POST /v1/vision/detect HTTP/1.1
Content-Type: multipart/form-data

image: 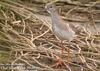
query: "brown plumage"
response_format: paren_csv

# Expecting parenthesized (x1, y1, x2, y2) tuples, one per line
(45, 3, 76, 42)
(45, 3, 77, 67)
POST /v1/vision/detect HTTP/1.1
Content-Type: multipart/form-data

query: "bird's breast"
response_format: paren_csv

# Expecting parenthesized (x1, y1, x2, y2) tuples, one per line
(52, 24, 75, 41)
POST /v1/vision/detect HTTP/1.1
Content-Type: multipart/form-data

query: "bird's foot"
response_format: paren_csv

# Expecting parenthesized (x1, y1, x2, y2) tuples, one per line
(52, 58, 64, 68)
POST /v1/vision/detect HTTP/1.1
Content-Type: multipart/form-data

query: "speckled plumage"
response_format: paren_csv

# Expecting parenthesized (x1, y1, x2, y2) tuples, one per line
(45, 3, 76, 41)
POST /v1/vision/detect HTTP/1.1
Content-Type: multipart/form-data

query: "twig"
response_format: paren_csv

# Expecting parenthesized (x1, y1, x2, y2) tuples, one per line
(32, 29, 50, 41)
(32, 57, 55, 71)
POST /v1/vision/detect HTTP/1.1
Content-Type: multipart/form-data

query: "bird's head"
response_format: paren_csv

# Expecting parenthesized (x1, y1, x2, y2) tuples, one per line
(45, 3, 56, 14)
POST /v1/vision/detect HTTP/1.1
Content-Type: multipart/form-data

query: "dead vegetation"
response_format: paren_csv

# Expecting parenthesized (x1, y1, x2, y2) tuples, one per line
(0, 0, 100, 71)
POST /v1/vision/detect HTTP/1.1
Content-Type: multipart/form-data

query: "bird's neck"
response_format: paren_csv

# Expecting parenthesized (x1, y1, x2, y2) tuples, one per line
(51, 11, 60, 19)
(50, 11, 62, 25)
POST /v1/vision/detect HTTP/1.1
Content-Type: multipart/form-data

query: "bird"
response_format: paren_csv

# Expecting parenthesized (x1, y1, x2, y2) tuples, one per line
(45, 3, 76, 67)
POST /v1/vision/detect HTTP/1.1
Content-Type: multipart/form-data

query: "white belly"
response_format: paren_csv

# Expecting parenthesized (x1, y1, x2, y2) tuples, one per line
(53, 25, 75, 41)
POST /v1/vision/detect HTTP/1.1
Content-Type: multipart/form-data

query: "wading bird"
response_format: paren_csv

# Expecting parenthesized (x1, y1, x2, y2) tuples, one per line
(45, 3, 76, 67)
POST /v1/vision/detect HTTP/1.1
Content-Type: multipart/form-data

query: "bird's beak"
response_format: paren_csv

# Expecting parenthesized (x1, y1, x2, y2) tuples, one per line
(45, 5, 48, 10)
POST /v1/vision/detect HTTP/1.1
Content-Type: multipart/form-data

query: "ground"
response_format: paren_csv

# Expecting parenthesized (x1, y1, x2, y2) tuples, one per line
(0, 0, 100, 71)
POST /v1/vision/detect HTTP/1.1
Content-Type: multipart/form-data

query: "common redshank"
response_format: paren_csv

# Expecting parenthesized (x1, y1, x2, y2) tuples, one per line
(45, 3, 76, 67)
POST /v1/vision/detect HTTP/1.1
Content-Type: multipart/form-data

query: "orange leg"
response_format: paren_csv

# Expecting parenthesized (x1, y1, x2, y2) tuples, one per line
(61, 41, 64, 55)
(52, 41, 64, 68)
(67, 47, 71, 62)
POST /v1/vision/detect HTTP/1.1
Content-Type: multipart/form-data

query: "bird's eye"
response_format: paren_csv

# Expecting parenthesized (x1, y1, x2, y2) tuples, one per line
(49, 5, 53, 8)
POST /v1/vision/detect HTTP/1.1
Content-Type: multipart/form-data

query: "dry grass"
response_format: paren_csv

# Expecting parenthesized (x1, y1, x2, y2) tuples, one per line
(0, 0, 100, 71)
